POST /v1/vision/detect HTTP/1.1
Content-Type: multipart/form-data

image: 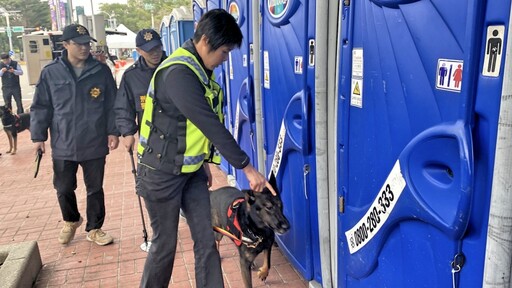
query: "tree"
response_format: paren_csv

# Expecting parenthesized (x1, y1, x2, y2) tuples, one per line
(0, 0, 50, 53)
(99, 0, 192, 32)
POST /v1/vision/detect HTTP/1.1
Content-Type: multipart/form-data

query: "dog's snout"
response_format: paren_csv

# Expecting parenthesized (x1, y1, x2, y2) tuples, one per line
(275, 220, 290, 235)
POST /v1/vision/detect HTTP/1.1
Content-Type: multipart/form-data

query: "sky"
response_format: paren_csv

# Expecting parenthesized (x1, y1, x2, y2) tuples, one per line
(70, 0, 128, 15)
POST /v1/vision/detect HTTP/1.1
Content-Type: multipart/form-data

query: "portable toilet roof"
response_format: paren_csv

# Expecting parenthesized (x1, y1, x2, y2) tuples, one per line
(194, 0, 206, 9)
(171, 5, 193, 21)
(160, 16, 171, 54)
(161, 15, 170, 28)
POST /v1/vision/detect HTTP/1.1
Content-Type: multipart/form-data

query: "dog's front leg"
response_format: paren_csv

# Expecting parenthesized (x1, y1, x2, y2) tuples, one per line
(240, 254, 254, 288)
(257, 246, 271, 282)
(11, 134, 17, 155)
(5, 131, 13, 153)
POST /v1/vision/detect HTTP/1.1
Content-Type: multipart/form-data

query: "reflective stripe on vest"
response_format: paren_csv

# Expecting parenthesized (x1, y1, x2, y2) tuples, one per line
(138, 48, 223, 173)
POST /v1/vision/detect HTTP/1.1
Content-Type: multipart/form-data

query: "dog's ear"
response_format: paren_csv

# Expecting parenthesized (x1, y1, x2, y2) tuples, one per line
(269, 171, 279, 195)
(244, 189, 256, 205)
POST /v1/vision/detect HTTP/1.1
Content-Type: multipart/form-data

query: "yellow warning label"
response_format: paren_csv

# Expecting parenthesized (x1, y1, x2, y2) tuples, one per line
(353, 82, 361, 95)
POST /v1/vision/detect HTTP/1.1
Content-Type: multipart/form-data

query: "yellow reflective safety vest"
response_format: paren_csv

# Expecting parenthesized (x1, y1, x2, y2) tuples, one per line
(137, 47, 223, 174)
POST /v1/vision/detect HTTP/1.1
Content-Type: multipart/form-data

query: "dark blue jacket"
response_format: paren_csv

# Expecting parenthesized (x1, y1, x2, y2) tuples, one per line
(30, 50, 119, 161)
(114, 54, 166, 136)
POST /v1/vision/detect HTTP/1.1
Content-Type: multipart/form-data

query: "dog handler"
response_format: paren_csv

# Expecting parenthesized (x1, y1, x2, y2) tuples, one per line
(114, 28, 166, 151)
(30, 24, 119, 246)
(0, 53, 24, 114)
(136, 9, 275, 287)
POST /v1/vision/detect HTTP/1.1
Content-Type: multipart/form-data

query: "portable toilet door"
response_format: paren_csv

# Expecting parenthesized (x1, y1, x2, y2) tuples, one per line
(169, 15, 180, 53)
(207, 0, 222, 10)
(160, 16, 170, 54)
(193, 0, 207, 27)
(336, 0, 512, 287)
(169, 6, 194, 54)
(261, 0, 321, 282)
(202, 0, 234, 176)
(224, 0, 256, 189)
(178, 20, 194, 44)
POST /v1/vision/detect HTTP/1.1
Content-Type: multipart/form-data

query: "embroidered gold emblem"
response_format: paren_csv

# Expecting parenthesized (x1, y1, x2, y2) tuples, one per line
(76, 25, 87, 35)
(90, 87, 101, 98)
(140, 95, 147, 110)
(144, 32, 153, 41)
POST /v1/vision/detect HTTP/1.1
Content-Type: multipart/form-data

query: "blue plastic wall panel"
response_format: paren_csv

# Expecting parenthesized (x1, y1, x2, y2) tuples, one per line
(336, 0, 511, 287)
(169, 19, 193, 54)
(204, 0, 233, 175)
(169, 17, 179, 54)
(225, 0, 257, 190)
(160, 22, 170, 54)
(193, 0, 206, 26)
(261, 0, 320, 281)
(207, 0, 222, 10)
(179, 21, 194, 44)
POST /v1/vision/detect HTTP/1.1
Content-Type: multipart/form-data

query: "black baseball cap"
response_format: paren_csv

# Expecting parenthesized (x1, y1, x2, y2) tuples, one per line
(61, 24, 97, 44)
(136, 29, 162, 52)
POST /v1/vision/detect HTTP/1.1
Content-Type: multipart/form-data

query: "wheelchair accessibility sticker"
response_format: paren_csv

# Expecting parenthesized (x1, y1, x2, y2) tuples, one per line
(436, 59, 464, 92)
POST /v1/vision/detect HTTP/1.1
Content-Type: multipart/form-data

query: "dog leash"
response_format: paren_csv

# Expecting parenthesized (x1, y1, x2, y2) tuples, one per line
(212, 226, 262, 248)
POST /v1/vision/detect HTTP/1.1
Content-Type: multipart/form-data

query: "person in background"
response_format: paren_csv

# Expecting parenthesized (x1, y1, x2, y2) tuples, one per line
(115, 28, 166, 151)
(30, 24, 119, 246)
(0, 53, 24, 114)
(136, 9, 276, 287)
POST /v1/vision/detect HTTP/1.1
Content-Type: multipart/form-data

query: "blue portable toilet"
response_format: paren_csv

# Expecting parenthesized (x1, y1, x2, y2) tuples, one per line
(260, 0, 322, 283)
(193, 0, 206, 28)
(223, 0, 257, 190)
(200, 0, 234, 176)
(207, 0, 222, 10)
(169, 6, 194, 54)
(159, 16, 170, 54)
(336, 0, 512, 287)
(191, 1, 234, 176)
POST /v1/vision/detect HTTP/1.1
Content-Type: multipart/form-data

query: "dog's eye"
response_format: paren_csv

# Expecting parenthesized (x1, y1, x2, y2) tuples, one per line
(265, 205, 273, 211)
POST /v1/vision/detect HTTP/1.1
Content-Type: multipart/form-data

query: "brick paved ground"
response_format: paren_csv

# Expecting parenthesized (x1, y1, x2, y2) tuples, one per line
(0, 129, 307, 287)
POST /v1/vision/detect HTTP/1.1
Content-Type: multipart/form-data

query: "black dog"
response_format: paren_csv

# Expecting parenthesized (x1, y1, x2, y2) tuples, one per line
(210, 173, 290, 288)
(0, 105, 30, 155)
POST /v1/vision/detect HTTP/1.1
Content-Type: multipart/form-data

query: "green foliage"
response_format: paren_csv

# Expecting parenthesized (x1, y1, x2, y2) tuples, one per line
(100, 0, 192, 32)
(0, 0, 50, 53)
(0, 0, 192, 53)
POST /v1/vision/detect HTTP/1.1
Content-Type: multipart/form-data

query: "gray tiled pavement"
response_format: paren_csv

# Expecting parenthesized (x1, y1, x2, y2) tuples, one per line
(0, 110, 307, 287)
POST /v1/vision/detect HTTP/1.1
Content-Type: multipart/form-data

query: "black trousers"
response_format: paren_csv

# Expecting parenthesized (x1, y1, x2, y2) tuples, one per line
(53, 157, 106, 232)
(137, 165, 224, 288)
(2, 86, 23, 114)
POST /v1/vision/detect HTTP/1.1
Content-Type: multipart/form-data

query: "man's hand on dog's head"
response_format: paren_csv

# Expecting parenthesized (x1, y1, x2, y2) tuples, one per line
(34, 142, 45, 154)
(243, 164, 277, 196)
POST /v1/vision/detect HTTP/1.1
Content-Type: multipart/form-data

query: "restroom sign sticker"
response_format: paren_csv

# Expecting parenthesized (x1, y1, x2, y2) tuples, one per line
(482, 25, 504, 77)
(294, 56, 303, 74)
(436, 59, 463, 93)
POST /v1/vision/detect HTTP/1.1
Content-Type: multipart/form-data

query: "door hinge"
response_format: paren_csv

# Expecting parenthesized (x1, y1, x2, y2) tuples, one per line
(339, 196, 345, 213)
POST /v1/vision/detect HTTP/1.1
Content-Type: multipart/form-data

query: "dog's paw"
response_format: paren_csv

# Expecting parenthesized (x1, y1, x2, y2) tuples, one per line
(6, 151, 11, 154)
(10, 152, 15, 155)
(257, 267, 269, 281)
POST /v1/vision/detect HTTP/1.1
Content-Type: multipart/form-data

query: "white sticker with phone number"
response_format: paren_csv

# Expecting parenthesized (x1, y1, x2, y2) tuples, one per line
(345, 160, 406, 254)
